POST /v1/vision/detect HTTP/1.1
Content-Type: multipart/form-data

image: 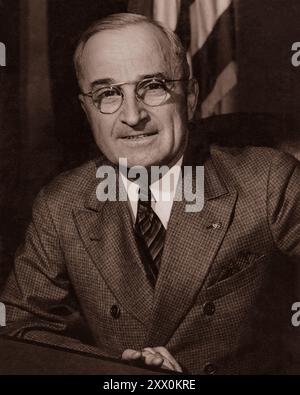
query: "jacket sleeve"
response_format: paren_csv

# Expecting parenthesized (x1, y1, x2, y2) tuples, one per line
(267, 151, 300, 258)
(0, 188, 104, 358)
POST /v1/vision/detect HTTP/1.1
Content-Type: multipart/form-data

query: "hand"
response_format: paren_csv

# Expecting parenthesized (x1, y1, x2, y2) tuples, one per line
(122, 346, 183, 372)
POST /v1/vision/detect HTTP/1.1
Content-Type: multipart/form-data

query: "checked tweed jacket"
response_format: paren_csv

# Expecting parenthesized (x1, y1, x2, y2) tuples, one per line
(1, 139, 300, 374)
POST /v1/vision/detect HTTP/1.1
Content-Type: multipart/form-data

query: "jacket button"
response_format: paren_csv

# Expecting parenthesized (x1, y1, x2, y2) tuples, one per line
(203, 301, 215, 316)
(110, 305, 121, 319)
(204, 363, 217, 375)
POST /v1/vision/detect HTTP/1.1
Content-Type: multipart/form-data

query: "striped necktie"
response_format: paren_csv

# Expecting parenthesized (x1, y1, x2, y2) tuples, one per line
(135, 192, 166, 287)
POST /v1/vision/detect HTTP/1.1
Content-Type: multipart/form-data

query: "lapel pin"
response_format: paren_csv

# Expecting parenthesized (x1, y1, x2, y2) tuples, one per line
(207, 222, 222, 230)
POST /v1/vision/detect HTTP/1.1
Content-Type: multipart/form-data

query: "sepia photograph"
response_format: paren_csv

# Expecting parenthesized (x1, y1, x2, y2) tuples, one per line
(1, 0, 300, 377)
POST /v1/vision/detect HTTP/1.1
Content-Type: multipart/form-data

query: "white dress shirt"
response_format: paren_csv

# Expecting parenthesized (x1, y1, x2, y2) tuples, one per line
(120, 158, 183, 229)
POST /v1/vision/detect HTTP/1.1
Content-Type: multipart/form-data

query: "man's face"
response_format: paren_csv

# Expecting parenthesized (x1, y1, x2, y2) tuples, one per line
(79, 23, 198, 168)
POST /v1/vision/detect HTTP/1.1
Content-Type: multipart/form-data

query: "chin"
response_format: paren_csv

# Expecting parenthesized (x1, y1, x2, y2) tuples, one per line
(125, 160, 156, 169)
(116, 153, 158, 169)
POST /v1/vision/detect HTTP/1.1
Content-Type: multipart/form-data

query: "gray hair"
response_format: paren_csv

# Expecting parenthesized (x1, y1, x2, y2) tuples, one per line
(73, 13, 190, 86)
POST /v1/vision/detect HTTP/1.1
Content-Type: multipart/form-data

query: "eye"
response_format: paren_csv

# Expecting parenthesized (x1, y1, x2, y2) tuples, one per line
(102, 89, 120, 98)
(93, 87, 121, 101)
(142, 79, 167, 91)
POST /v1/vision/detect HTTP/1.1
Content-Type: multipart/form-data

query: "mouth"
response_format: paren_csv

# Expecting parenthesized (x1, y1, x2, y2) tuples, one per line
(120, 131, 158, 140)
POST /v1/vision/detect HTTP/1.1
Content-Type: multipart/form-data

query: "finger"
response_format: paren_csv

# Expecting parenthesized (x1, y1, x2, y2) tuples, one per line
(142, 349, 174, 371)
(142, 347, 156, 355)
(141, 347, 183, 372)
(160, 358, 175, 371)
(142, 349, 163, 365)
(153, 347, 183, 373)
(143, 353, 164, 367)
(122, 349, 142, 361)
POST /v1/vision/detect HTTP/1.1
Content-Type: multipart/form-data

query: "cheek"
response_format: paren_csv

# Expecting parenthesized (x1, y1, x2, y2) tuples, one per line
(158, 101, 184, 125)
(165, 105, 187, 141)
(88, 111, 114, 141)
(87, 114, 118, 157)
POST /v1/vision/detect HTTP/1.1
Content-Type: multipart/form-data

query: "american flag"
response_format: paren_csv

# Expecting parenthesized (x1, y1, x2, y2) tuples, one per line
(128, 0, 237, 118)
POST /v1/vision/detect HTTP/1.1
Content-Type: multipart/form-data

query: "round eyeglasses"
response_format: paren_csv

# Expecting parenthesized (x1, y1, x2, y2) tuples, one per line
(80, 77, 188, 114)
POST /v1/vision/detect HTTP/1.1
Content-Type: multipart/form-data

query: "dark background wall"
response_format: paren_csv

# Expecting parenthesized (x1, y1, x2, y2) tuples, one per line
(0, 0, 22, 285)
(1, 0, 300, 287)
(237, 0, 300, 115)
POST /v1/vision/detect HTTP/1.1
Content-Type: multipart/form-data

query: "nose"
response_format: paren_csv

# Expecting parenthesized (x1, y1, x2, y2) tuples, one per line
(119, 91, 148, 127)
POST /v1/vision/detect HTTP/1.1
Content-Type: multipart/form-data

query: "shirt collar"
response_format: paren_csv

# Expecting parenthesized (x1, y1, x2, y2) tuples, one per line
(120, 157, 183, 203)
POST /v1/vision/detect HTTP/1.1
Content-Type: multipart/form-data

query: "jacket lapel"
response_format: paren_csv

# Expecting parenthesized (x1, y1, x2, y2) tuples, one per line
(146, 157, 238, 346)
(73, 164, 154, 327)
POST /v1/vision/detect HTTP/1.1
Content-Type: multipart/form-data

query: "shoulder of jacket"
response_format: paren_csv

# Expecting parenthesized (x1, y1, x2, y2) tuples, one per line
(210, 144, 297, 170)
(36, 159, 101, 210)
(208, 144, 299, 188)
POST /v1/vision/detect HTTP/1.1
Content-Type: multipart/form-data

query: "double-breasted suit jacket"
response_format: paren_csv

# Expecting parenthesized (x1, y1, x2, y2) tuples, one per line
(1, 140, 300, 374)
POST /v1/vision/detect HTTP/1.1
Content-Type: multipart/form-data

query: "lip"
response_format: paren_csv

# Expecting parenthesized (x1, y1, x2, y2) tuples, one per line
(119, 131, 159, 146)
(120, 131, 159, 140)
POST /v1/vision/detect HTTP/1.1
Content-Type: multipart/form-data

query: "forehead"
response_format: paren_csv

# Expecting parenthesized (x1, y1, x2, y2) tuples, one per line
(80, 23, 172, 85)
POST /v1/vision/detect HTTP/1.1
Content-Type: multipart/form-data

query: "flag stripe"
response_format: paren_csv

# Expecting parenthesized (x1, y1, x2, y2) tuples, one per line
(175, 0, 194, 51)
(201, 60, 237, 117)
(153, 0, 181, 32)
(191, 1, 236, 103)
(189, 0, 233, 55)
(214, 84, 237, 115)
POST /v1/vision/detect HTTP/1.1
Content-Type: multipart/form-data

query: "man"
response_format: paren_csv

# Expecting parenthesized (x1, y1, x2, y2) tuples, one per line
(1, 13, 300, 374)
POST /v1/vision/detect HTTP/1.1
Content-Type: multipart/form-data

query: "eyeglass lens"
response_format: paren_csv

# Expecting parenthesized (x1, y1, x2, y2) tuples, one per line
(91, 79, 170, 113)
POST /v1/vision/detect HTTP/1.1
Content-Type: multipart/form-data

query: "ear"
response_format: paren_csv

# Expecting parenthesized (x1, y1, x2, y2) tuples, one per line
(78, 94, 88, 116)
(186, 78, 199, 121)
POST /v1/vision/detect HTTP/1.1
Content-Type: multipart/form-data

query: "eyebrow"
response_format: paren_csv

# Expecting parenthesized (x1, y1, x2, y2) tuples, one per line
(90, 79, 114, 90)
(89, 72, 168, 90)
